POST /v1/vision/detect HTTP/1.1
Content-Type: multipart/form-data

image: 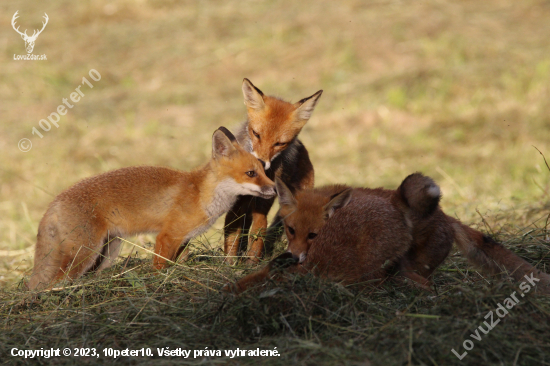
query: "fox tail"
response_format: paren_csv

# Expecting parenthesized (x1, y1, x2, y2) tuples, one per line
(452, 221, 550, 294)
(396, 172, 441, 217)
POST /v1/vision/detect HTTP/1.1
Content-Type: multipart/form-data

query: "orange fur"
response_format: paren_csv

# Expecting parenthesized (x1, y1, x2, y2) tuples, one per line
(28, 127, 275, 290)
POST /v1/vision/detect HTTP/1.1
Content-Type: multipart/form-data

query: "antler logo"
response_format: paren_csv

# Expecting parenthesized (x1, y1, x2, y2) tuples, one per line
(12, 11, 49, 54)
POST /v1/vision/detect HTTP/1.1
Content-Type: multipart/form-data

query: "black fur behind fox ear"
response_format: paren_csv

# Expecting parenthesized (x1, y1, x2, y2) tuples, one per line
(323, 188, 353, 220)
(294, 90, 323, 122)
(275, 178, 297, 207)
(216, 126, 237, 143)
(242, 78, 265, 110)
(212, 127, 237, 159)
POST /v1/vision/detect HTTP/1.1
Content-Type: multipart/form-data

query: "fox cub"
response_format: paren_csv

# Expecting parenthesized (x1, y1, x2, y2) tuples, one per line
(29, 127, 275, 290)
(224, 79, 323, 263)
(227, 174, 550, 294)
(226, 176, 419, 292)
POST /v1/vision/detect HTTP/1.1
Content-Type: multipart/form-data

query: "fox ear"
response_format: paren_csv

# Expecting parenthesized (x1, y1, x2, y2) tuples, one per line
(242, 78, 265, 111)
(323, 188, 352, 220)
(212, 127, 237, 159)
(275, 178, 297, 208)
(294, 90, 323, 123)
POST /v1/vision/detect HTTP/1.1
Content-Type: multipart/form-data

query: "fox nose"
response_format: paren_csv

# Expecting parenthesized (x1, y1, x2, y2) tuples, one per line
(263, 185, 276, 198)
(258, 159, 266, 169)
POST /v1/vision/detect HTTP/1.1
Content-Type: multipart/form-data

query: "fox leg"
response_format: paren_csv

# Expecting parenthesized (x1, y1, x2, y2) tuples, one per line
(246, 212, 267, 263)
(246, 197, 275, 263)
(174, 240, 191, 263)
(96, 236, 123, 271)
(29, 216, 71, 290)
(39, 242, 103, 289)
(397, 259, 433, 292)
(28, 245, 63, 291)
(400, 271, 434, 292)
(154, 231, 186, 270)
(63, 227, 113, 281)
(223, 196, 253, 265)
(224, 263, 272, 293)
(154, 217, 204, 270)
(224, 252, 301, 293)
(29, 218, 108, 290)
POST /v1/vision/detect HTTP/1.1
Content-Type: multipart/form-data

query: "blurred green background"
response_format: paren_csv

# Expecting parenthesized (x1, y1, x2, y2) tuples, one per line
(1, 0, 549, 286)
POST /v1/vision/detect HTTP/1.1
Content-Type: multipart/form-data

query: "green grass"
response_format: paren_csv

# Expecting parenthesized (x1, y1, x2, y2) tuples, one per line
(1, 0, 550, 364)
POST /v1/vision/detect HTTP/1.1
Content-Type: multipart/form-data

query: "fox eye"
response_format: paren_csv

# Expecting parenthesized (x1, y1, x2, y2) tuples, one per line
(307, 233, 317, 240)
(246, 170, 257, 178)
(252, 130, 260, 139)
(274, 142, 287, 147)
(287, 226, 295, 236)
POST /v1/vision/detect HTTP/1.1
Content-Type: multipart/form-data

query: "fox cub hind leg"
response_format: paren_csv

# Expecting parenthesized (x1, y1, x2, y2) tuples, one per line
(29, 215, 109, 290)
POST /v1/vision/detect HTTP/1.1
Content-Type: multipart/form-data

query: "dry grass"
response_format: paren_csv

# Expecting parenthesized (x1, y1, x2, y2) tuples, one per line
(1, 229, 550, 365)
(1, 0, 550, 364)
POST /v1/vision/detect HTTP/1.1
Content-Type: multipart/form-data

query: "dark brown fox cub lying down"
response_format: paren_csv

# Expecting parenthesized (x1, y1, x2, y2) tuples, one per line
(227, 174, 550, 294)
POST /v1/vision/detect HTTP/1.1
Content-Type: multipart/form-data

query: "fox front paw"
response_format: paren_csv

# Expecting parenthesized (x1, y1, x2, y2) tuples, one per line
(221, 282, 239, 294)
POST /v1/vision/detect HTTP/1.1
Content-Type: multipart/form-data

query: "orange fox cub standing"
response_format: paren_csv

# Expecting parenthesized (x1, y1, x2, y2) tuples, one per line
(28, 127, 275, 290)
(228, 174, 550, 294)
(224, 79, 323, 263)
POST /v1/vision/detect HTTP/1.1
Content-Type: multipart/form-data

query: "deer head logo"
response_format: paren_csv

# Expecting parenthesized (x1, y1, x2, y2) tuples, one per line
(12, 11, 49, 54)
